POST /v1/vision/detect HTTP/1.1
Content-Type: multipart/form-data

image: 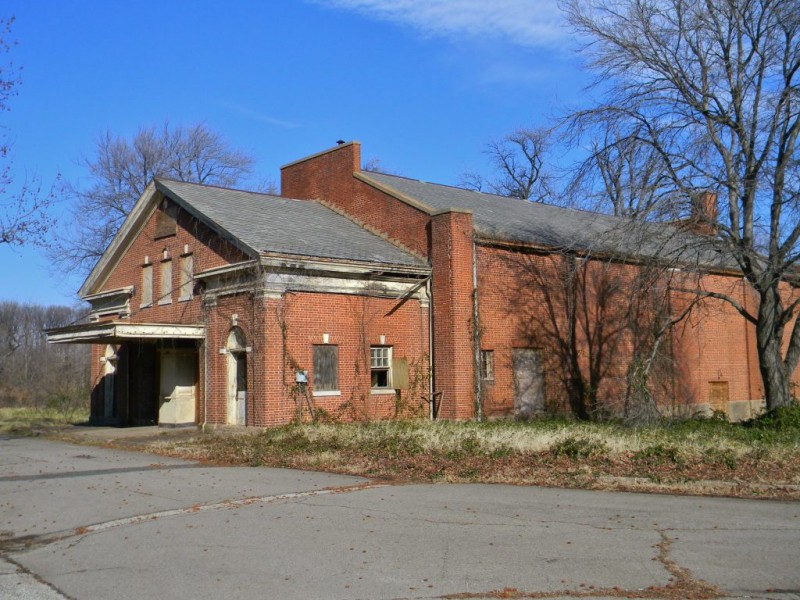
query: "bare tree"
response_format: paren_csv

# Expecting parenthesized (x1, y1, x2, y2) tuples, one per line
(565, 0, 800, 410)
(54, 122, 254, 274)
(567, 123, 675, 218)
(362, 157, 397, 175)
(0, 301, 89, 410)
(0, 17, 56, 247)
(461, 128, 553, 201)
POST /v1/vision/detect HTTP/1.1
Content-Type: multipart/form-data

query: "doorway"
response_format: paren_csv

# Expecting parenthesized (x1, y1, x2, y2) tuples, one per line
(513, 348, 544, 418)
(102, 344, 118, 420)
(226, 328, 248, 425)
(158, 350, 197, 425)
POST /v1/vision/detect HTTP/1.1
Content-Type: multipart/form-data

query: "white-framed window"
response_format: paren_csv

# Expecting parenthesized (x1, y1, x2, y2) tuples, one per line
(140, 263, 153, 307)
(179, 254, 194, 301)
(159, 259, 173, 305)
(313, 344, 339, 395)
(480, 350, 494, 381)
(370, 346, 392, 389)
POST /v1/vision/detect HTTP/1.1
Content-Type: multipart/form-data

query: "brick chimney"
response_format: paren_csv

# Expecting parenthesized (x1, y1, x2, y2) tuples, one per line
(690, 191, 718, 235)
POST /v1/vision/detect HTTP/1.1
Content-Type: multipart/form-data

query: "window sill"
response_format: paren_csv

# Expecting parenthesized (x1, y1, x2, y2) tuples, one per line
(178, 296, 193, 302)
(312, 390, 341, 397)
(370, 388, 395, 395)
(139, 303, 152, 309)
(157, 299, 172, 306)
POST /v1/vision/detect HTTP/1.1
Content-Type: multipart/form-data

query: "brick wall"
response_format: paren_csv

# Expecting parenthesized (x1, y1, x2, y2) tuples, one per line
(430, 210, 476, 419)
(89, 195, 250, 423)
(99, 196, 249, 324)
(203, 290, 430, 427)
(474, 242, 788, 418)
(281, 142, 432, 258)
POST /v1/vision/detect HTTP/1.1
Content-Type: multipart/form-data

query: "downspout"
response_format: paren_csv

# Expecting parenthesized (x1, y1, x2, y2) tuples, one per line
(742, 279, 754, 404)
(472, 237, 483, 422)
(428, 277, 435, 420)
(202, 298, 209, 431)
(124, 346, 130, 427)
(203, 336, 208, 431)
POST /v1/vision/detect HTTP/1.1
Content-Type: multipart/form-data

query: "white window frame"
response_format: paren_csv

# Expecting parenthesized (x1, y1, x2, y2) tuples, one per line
(370, 346, 393, 393)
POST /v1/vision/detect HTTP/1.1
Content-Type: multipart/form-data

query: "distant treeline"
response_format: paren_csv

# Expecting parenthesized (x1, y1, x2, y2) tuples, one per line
(0, 301, 90, 408)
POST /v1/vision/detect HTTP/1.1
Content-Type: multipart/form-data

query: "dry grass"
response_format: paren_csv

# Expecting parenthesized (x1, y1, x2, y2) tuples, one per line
(4, 405, 799, 499)
(141, 414, 800, 499)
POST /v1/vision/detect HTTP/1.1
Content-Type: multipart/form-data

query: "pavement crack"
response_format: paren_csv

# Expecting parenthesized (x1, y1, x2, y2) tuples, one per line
(438, 529, 724, 599)
(0, 481, 386, 554)
(0, 554, 75, 599)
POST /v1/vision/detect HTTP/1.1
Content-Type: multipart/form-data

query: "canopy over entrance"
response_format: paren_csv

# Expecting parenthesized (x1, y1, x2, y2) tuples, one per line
(46, 322, 205, 344)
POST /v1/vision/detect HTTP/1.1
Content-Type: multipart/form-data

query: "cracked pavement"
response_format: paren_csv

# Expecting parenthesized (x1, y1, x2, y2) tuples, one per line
(1, 437, 799, 599)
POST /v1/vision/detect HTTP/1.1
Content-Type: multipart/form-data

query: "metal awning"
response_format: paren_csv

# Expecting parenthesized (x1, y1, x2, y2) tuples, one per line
(46, 321, 205, 344)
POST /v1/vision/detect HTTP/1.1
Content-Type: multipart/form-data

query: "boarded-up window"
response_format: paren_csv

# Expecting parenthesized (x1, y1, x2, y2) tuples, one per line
(480, 350, 494, 381)
(155, 200, 178, 238)
(313, 345, 338, 392)
(370, 346, 392, 389)
(141, 264, 153, 307)
(179, 254, 194, 301)
(708, 381, 729, 413)
(159, 259, 172, 305)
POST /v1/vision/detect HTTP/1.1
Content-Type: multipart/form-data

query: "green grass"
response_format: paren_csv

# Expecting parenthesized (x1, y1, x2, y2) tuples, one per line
(0, 406, 90, 436)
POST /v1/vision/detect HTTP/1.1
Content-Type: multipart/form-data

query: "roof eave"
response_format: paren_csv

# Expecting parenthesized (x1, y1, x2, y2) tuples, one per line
(153, 179, 260, 259)
(78, 181, 160, 298)
(258, 253, 431, 276)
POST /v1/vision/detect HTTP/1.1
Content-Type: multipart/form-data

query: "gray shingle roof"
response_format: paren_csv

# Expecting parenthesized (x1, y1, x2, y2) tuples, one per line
(365, 172, 726, 268)
(155, 179, 426, 268)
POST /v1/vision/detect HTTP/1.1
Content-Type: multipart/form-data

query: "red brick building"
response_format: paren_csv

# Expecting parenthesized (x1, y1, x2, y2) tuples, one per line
(47, 141, 794, 426)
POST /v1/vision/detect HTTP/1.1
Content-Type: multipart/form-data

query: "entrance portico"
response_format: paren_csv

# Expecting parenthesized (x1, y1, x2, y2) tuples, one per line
(46, 322, 204, 427)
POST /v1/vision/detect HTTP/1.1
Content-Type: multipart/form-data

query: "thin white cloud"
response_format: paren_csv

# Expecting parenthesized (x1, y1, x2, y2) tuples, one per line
(218, 101, 300, 129)
(315, 0, 568, 48)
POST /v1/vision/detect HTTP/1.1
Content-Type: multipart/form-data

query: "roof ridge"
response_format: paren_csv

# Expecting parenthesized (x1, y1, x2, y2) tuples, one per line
(314, 198, 428, 263)
(156, 177, 283, 199)
(368, 171, 630, 221)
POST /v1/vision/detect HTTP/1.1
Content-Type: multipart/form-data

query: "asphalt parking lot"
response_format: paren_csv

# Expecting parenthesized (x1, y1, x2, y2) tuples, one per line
(1, 436, 798, 599)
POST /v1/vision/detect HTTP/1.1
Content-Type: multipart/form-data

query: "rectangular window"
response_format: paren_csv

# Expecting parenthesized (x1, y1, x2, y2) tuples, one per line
(313, 345, 339, 393)
(159, 259, 173, 305)
(370, 346, 392, 389)
(480, 350, 494, 381)
(140, 264, 153, 307)
(179, 254, 194, 301)
(155, 200, 178, 238)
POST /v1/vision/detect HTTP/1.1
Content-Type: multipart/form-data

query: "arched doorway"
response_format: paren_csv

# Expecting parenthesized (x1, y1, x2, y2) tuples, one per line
(226, 328, 247, 425)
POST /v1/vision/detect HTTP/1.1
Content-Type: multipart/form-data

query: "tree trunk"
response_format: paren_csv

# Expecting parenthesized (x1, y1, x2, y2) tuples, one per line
(756, 292, 793, 410)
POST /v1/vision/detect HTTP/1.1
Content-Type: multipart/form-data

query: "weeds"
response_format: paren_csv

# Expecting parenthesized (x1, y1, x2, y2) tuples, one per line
(551, 436, 608, 460)
(5, 404, 800, 499)
(634, 443, 684, 466)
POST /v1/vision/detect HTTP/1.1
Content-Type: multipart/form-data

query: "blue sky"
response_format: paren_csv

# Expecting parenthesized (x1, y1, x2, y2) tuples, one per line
(0, 0, 588, 306)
